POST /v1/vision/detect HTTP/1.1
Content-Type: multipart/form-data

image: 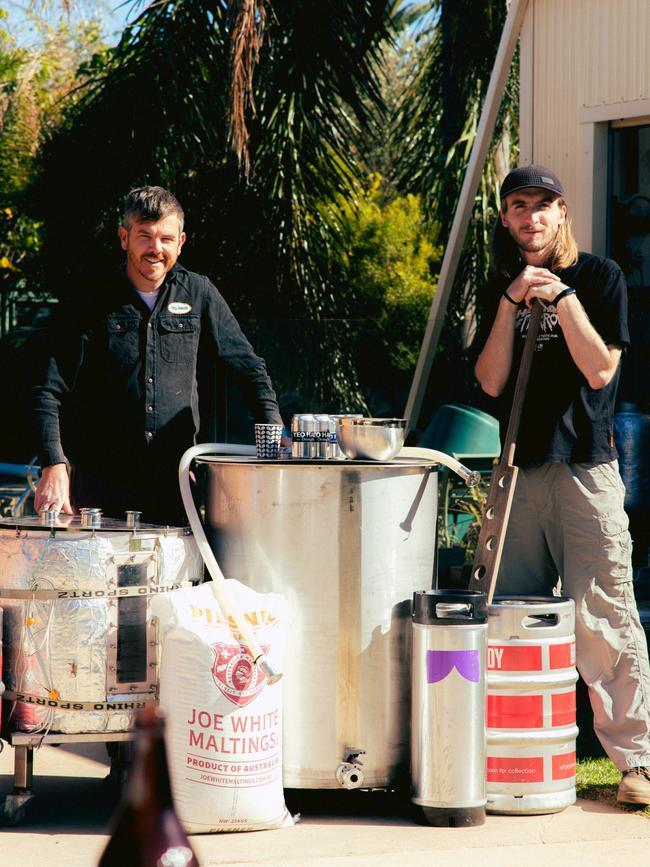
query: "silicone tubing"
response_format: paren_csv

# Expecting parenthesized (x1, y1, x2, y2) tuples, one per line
(178, 443, 282, 684)
(399, 447, 482, 488)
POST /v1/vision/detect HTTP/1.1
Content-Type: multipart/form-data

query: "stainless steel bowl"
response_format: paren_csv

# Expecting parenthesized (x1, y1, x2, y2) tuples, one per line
(335, 417, 407, 461)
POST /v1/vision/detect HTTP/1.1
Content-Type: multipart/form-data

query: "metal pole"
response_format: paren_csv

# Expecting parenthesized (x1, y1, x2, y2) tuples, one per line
(404, 0, 531, 435)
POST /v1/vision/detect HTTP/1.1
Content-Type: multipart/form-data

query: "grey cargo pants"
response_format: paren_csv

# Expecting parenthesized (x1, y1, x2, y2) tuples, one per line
(496, 460, 650, 770)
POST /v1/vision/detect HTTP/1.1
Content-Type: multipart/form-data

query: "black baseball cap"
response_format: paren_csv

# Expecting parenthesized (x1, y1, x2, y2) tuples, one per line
(499, 164, 565, 201)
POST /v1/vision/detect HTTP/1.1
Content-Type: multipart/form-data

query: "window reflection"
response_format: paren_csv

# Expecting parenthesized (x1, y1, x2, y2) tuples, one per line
(609, 123, 650, 411)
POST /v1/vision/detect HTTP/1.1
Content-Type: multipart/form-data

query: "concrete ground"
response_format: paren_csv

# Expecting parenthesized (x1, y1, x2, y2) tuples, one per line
(1, 739, 649, 867)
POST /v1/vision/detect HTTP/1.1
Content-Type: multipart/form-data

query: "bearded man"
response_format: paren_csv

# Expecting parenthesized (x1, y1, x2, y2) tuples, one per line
(33, 186, 284, 525)
(476, 164, 650, 805)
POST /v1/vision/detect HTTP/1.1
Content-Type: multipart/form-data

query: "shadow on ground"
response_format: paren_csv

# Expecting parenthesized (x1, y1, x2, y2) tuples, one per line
(0, 773, 116, 833)
(284, 787, 413, 824)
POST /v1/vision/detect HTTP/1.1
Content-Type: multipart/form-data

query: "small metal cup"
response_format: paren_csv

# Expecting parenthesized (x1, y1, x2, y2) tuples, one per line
(125, 510, 142, 529)
(39, 509, 58, 527)
(80, 507, 102, 528)
(255, 423, 283, 459)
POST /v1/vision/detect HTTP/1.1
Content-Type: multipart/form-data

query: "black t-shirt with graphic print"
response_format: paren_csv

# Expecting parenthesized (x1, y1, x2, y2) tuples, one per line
(477, 252, 629, 467)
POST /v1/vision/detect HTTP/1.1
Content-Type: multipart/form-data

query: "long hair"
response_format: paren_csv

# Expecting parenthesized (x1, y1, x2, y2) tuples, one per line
(491, 197, 579, 278)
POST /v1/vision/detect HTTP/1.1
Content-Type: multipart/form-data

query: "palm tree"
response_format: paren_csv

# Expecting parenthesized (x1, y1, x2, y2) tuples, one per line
(394, 0, 518, 425)
(32, 0, 393, 413)
(28, 0, 516, 421)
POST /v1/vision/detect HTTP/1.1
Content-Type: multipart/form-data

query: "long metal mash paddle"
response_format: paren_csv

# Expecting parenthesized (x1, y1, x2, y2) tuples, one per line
(469, 299, 543, 602)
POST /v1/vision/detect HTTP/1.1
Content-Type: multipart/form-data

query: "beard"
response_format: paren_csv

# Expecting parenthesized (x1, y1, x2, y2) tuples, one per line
(512, 224, 561, 258)
(135, 255, 170, 283)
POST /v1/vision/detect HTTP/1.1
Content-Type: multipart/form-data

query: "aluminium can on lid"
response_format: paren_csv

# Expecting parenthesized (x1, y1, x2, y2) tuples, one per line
(291, 414, 317, 459)
(314, 414, 334, 459)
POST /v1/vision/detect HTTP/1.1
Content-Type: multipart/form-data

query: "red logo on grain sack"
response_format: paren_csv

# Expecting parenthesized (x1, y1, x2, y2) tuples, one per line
(211, 642, 269, 707)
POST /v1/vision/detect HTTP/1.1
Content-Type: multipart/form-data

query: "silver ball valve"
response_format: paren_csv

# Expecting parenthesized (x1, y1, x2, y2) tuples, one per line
(335, 749, 365, 790)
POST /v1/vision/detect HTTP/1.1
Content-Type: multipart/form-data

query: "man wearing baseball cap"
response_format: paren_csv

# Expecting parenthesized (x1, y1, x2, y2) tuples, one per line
(475, 164, 650, 805)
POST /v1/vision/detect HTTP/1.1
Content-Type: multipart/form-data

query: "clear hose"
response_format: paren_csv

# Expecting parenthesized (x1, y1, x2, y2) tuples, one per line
(398, 447, 482, 488)
(178, 443, 281, 684)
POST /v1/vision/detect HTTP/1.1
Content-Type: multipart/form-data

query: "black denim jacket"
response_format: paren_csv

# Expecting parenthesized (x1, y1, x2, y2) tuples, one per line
(33, 264, 283, 469)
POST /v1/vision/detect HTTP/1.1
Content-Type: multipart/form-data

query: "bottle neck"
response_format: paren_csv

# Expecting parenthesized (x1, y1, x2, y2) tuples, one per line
(127, 724, 175, 810)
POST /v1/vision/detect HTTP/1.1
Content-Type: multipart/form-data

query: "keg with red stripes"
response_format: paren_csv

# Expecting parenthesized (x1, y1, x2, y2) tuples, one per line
(486, 597, 578, 815)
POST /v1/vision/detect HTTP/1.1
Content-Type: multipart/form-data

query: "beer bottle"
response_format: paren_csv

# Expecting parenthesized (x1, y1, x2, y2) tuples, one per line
(98, 705, 200, 867)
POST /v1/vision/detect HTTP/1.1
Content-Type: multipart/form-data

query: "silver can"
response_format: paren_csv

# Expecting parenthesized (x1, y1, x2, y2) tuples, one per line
(314, 414, 334, 459)
(291, 414, 317, 459)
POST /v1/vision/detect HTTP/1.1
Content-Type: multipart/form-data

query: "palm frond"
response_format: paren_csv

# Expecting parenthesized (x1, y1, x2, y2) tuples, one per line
(228, 0, 267, 176)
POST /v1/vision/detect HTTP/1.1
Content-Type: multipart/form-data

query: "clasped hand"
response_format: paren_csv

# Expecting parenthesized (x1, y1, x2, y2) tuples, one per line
(506, 265, 564, 307)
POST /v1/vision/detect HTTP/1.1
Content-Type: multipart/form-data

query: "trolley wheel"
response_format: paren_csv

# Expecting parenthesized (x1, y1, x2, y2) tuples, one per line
(1, 791, 34, 826)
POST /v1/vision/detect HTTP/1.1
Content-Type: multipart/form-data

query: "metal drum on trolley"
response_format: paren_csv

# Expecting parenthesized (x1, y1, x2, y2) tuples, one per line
(486, 596, 578, 815)
(0, 512, 202, 734)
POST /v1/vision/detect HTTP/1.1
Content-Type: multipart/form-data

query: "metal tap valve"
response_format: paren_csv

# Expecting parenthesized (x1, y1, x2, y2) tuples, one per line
(335, 748, 366, 790)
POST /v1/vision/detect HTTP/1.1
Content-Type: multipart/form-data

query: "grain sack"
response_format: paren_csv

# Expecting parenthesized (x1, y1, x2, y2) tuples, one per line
(151, 579, 292, 832)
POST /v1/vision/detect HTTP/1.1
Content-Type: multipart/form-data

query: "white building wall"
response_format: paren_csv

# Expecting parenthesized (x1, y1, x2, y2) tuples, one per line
(520, 0, 650, 252)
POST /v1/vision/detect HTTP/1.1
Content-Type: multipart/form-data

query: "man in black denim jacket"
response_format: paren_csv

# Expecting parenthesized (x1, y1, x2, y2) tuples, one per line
(32, 186, 284, 524)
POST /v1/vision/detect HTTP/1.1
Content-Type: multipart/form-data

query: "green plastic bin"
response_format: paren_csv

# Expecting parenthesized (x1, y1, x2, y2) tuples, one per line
(420, 404, 500, 460)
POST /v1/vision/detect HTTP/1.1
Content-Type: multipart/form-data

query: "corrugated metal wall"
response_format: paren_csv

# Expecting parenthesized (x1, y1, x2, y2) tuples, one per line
(582, 0, 650, 107)
(520, 0, 650, 250)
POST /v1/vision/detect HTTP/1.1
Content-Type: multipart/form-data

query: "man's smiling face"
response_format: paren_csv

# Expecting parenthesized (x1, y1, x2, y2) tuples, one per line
(500, 188, 566, 262)
(119, 214, 186, 292)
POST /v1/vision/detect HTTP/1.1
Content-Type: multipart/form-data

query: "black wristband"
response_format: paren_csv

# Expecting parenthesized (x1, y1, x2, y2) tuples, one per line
(502, 290, 519, 306)
(553, 287, 576, 306)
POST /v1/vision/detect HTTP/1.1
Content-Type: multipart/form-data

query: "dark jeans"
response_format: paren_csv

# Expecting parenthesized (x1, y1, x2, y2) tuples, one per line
(70, 457, 192, 526)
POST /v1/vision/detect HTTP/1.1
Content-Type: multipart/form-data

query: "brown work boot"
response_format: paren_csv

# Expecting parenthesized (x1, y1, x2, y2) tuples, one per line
(617, 767, 650, 805)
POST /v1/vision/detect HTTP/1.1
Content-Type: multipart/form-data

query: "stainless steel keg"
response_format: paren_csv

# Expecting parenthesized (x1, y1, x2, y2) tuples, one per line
(411, 589, 488, 826)
(486, 596, 578, 815)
